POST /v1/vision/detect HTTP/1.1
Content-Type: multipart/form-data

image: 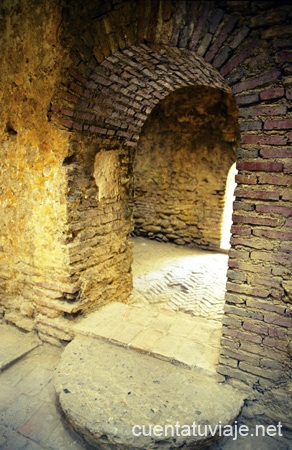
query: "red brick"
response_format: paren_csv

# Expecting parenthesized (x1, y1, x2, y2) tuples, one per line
(239, 361, 280, 381)
(264, 336, 288, 349)
(235, 188, 279, 200)
(246, 298, 286, 315)
(225, 292, 246, 305)
(273, 253, 291, 266)
(226, 303, 264, 320)
(232, 70, 281, 94)
(223, 348, 260, 366)
(217, 364, 260, 385)
(240, 135, 287, 146)
(229, 248, 250, 260)
(223, 327, 263, 344)
(55, 117, 73, 129)
(268, 327, 288, 338)
(235, 174, 257, 185)
(260, 87, 285, 100)
(262, 24, 292, 40)
(228, 258, 240, 268)
(236, 93, 259, 106)
(50, 104, 60, 113)
(188, 2, 212, 50)
(250, 250, 275, 263)
(283, 191, 292, 201)
(260, 148, 292, 158)
(60, 108, 74, 118)
(264, 313, 292, 328)
(258, 173, 292, 186)
(264, 119, 292, 130)
(59, 90, 79, 103)
(232, 213, 281, 227)
(260, 358, 285, 371)
(230, 236, 273, 250)
(227, 268, 247, 282)
(205, 16, 238, 62)
(239, 105, 287, 118)
(255, 105, 287, 116)
(70, 82, 84, 96)
(89, 125, 108, 134)
(221, 337, 241, 350)
(278, 241, 292, 252)
(243, 321, 269, 335)
(230, 225, 252, 236)
(256, 204, 292, 216)
(221, 43, 256, 77)
(253, 228, 292, 240)
(236, 161, 283, 172)
(68, 68, 88, 85)
(219, 355, 238, 368)
(251, 274, 281, 289)
(73, 122, 83, 132)
(226, 282, 270, 298)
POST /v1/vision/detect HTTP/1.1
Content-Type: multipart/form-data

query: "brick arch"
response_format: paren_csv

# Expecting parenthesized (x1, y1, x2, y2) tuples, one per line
(49, 0, 292, 394)
(50, 43, 233, 147)
(50, 1, 291, 150)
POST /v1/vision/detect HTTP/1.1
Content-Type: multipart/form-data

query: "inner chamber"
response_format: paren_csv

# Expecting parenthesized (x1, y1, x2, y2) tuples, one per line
(130, 85, 240, 319)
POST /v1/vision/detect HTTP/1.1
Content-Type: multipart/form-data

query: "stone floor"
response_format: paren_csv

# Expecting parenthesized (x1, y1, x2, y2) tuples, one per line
(0, 324, 291, 450)
(74, 302, 222, 374)
(0, 239, 291, 449)
(0, 324, 87, 450)
(130, 237, 228, 320)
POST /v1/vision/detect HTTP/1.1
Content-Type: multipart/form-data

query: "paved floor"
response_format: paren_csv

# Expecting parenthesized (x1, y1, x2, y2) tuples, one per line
(0, 324, 40, 372)
(74, 302, 222, 375)
(130, 238, 228, 320)
(0, 324, 291, 450)
(0, 325, 87, 450)
(0, 239, 291, 449)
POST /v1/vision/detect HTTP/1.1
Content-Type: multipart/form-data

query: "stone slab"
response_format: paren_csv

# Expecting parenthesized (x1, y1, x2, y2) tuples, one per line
(0, 324, 40, 372)
(55, 336, 246, 450)
(73, 302, 222, 375)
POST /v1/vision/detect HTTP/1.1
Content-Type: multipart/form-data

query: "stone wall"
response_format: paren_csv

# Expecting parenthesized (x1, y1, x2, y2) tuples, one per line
(0, 0, 71, 334)
(0, 0, 291, 402)
(133, 85, 239, 250)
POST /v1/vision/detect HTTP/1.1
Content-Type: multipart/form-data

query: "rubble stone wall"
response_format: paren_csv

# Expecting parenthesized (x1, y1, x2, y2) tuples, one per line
(0, 0, 71, 335)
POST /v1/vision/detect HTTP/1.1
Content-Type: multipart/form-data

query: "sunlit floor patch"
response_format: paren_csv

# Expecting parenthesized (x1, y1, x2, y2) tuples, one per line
(130, 237, 228, 320)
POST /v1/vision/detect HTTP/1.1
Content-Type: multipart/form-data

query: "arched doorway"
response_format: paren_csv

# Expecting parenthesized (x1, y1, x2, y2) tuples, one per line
(130, 84, 239, 320)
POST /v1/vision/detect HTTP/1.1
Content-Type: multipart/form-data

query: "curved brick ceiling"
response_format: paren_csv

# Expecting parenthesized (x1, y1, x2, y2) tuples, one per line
(50, 0, 291, 149)
(51, 44, 231, 146)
